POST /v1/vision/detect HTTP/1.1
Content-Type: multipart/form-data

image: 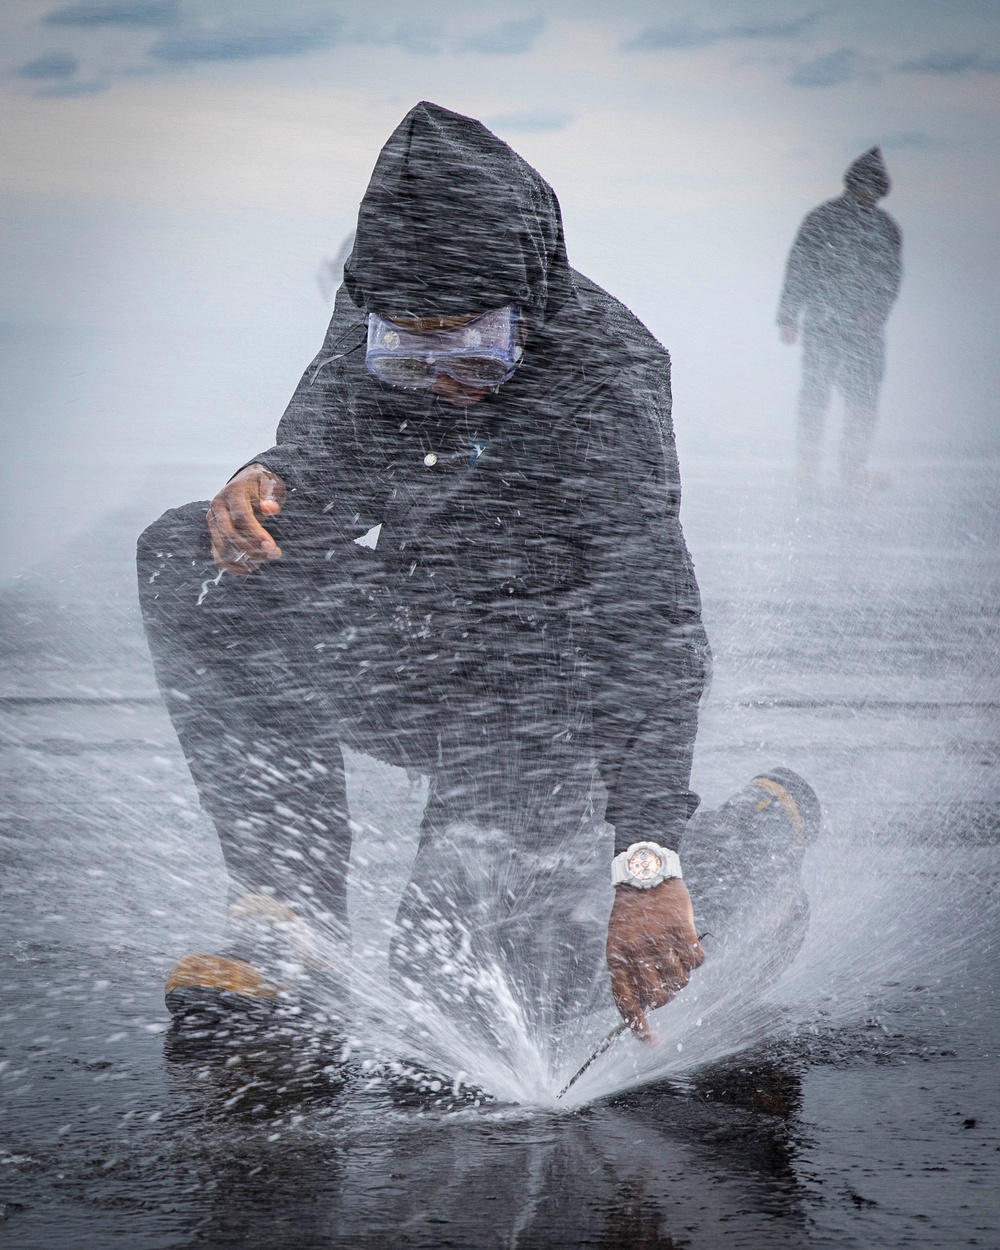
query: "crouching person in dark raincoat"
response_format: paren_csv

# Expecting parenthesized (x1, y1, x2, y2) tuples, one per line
(138, 103, 818, 1062)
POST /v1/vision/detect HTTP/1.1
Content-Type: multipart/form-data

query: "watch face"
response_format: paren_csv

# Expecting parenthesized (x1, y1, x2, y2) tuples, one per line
(626, 847, 663, 882)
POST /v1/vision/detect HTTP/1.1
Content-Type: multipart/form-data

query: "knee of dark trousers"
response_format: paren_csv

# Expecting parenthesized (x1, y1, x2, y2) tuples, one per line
(136, 500, 442, 766)
(137, 498, 375, 646)
(137, 499, 315, 712)
(137, 505, 357, 910)
(137, 501, 223, 683)
(137, 501, 212, 587)
(137, 498, 329, 606)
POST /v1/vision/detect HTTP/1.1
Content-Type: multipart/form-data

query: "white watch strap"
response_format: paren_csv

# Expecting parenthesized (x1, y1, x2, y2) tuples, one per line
(612, 841, 683, 887)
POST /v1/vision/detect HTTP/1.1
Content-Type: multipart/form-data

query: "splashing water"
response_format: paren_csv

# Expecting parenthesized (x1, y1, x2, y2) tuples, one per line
(312, 756, 996, 1112)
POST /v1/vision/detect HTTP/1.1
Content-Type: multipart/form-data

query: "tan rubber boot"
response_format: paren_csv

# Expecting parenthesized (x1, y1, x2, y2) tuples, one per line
(165, 894, 344, 1026)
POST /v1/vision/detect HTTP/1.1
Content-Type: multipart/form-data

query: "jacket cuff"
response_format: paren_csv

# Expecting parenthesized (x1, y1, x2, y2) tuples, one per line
(228, 453, 297, 492)
(610, 791, 701, 856)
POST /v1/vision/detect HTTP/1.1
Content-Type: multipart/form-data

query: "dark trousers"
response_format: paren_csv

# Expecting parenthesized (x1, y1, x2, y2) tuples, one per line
(137, 503, 807, 1034)
(798, 326, 885, 473)
(137, 502, 594, 920)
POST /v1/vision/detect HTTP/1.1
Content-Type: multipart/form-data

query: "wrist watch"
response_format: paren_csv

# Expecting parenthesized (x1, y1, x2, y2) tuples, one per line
(612, 841, 683, 889)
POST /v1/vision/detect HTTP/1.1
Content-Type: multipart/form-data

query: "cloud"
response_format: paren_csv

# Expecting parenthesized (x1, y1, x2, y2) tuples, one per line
(622, 23, 717, 51)
(16, 51, 79, 78)
(898, 50, 1000, 75)
(728, 16, 820, 40)
(364, 23, 443, 55)
(459, 17, 544, 56)
(789, 47, 862, 87)
(33, 79, 110, 97)
(486, 108, 574, 132)
(149, 21, 338, 63)
(284, 18, 444, 57)
(622, 12, 819, 52)
(42, 0, 180, 27)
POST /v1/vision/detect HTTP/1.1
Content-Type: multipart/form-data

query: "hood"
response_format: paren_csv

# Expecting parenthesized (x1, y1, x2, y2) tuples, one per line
(843, 146, 891, 200)
(343, 101, 574, 323)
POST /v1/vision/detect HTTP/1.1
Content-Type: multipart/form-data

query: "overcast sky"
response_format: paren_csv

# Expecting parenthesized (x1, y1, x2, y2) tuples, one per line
(2, 0, 998, 575)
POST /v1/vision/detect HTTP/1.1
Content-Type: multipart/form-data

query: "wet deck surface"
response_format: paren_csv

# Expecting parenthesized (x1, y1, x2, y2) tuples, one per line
(1, 460, 998, 1248)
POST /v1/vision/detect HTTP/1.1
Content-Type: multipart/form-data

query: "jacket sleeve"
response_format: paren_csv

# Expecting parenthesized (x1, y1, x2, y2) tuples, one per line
(869, 213, 903, 326)
(236, 289, 371, 514)
(578, 360, 710, 854)
(777, 208, 825, 329)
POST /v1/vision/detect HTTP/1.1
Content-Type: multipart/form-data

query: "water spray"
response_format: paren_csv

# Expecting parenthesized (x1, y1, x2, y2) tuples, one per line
(557, 1021, 629, 1099)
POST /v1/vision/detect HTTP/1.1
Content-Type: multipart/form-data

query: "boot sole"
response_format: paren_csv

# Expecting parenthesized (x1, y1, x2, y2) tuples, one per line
(165, 985, 279, 1028)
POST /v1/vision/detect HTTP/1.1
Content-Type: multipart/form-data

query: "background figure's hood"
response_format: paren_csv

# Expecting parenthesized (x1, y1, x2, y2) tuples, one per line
(843, 146, 891, 200)
(343, 101, 574, 323)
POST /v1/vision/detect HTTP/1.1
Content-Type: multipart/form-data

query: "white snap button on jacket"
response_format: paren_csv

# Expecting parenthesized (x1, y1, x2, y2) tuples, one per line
(423, 453, 438, 467)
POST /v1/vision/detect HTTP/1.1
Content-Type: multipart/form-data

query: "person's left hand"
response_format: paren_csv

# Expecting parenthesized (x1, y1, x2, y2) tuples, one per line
(606, 878, 704, 1042)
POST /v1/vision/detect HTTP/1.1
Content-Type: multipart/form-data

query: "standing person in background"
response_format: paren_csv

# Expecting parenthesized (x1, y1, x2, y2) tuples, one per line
(778, 147, 902, 487)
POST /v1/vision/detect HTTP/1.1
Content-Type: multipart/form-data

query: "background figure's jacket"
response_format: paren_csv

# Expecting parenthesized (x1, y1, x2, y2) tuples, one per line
(247, 102, 709, 852)
(778, 194, 902, 334)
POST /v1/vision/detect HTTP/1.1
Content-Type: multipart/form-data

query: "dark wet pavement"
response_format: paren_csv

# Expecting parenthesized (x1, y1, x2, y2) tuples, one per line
(1, 460, 998, 1248)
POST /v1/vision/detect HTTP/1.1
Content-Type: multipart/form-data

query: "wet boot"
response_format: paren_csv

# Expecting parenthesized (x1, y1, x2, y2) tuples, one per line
(165, 893, 349, 1032)
(684, 768, 822, 989)
(372, 1059, 496, 1110)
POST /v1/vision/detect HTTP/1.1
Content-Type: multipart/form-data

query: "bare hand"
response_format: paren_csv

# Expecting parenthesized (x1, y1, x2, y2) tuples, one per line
(779, 323, 798, 346)
(606, 878, 704, 1043)
(207, 464, 286, 574)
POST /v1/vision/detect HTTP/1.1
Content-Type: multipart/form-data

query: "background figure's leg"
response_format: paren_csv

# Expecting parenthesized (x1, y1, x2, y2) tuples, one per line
(137, 502, 352, 931)
(682, 769, 821, 989)
(838, 331, 886, 478)
(796, 330, 838, 477)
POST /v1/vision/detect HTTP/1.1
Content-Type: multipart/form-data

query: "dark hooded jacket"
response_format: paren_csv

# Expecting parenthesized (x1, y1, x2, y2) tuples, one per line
(248, 102, 708, 853)
(778, 147, 902, 334)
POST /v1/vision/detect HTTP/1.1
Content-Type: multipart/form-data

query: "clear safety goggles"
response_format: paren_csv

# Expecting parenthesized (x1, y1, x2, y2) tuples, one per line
(365, 305, 521, 389)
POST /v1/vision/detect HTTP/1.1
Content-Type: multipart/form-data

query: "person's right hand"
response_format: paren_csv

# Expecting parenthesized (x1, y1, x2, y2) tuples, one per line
(606, 877, 704, 1043)
(207, 464, 286, 574)
(779, 323, 798, 346)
